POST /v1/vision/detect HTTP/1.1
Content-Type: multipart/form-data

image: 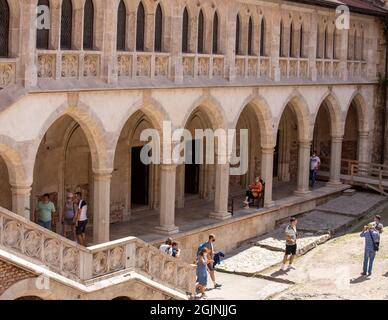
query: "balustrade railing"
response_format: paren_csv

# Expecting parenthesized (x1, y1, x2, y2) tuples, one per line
(0, 58, 17, 88)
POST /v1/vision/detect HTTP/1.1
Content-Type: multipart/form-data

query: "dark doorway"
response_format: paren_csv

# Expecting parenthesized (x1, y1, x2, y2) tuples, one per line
(273, 131, 280, 177)
(185, 140, 200, 194)
(131, 146, 149, 206)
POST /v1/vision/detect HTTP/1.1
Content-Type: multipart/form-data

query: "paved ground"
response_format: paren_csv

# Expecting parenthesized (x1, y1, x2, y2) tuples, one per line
(205, 191, 388, 300)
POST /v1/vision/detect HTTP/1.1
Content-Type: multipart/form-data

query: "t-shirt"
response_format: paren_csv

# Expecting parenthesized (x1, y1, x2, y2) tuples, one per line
(36, 201, 55, 223)
(78, 200, 88, 221)
(159, 244, 170, 253)
(285, 224, 297, 245)
(372, 222, 384, 234)
(310, 156, 321, 170)
(204, 241, 214, 259)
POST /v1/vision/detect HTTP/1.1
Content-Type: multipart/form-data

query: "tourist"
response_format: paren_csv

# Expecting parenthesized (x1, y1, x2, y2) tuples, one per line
(159, 237, 173, 253)
(62, 192, 76, 240)
(243, 176, 263, 209)
(310, 151, 321, 188)
(360, 223, 380, 276)
(371, 215, 384, 234)
(75, 192, 88, 246)
(281, 217, 298, 271)
(196, 247, 212, 299)
(169, 241, 181, 258)
(34, 193, 56, 230)
(197, 234, 222, 289)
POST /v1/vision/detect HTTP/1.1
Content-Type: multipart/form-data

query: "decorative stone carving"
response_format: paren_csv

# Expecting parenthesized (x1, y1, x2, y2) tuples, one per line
(260, 58, 270, 77)
(93, 251, 108, 276)
(182, 57, 194, 77)
(235, 58, 245, 77)
(24, 230, 42, 258)
(109, 246, 125, 272)
(155, 56, 169, 77)
(213, 58, 223, 77)
(198, 57, 209, 77)
(163, 261, 176, 284)
(299, 60, 308, 78)
(44, 239, 61, 268)
(333, 62, 340, 78)
(0, 62, 15, 88)
(324, 62, 331, 78)
(279, 59, 287, 79)
(136, 246, 148, 271)
(117, 55, 132, 77)
(316, 61, 323, 78)
(61, 55, 78, 78)
(84, 55, 99, 77)
(38, 54, 55, 78)
(136, 55, 151, 77)
(289, 60, 297, 78)
(62, 247, 79, 274)
(248, 59, 257, 77)
(3, 220, 21, 249)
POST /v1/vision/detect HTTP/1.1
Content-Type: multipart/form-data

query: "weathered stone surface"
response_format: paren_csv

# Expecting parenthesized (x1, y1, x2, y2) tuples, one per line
(295, 211, 354, 233)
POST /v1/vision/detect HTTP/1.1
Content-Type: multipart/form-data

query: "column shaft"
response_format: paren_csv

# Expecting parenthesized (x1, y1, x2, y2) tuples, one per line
(93, 172, 112, 244)
(211, 163, 231, 220)
(328, 136, 343, 185)
(295, 141, 312, 195)
(11, 185, 32, 220)
(261, 147, 275, 207)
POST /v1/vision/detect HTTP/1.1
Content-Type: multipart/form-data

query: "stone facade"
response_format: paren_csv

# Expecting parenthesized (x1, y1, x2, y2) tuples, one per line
(0, 0, 387, 249)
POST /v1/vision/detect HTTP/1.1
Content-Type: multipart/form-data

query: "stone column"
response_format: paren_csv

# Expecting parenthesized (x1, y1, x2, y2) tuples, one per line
(93, 172, 112, 244)
(102, 0, 118, 84)
(339, 28, 349, 81)
(358, 131, 370, 175)
(155, 164, 179, 235)
(261, 147, 275, 207)
(328, 136, 343, 185)
(309, 11, 318, 81)
(295, 140, 312, 195)
(11, 185, 32, 220)
(225, 3, 237, 81)
(270, 12, 280, 81)
(170, 0, 183, 83)
(211, 163, 231, 220)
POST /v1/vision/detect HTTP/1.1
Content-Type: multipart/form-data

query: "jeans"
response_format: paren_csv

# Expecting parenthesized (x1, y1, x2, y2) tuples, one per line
(363, 249, 376, 274)
(310, 169, 317, 187)
(38, 220, 52, 230)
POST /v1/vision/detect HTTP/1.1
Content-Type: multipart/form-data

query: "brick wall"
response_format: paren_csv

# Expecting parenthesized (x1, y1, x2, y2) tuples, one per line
(0, 259, 36, 296)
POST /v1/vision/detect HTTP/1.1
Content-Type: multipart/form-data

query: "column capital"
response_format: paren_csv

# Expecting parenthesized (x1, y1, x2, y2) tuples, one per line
(261, 146, 275, 154)
(331, 136, 344, 143)
(359, 131, 369, 138)
(299, 140, 312, 148)
(160, 164, 178, 171)
(11, 185, 32, 195)
(93, 171, 112, 181)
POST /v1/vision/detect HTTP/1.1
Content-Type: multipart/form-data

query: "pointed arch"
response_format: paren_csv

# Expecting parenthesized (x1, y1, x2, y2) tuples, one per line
(136, 2, 145, 51)
(83, 0, 94, 50)
(36, 0, 50, 49)
(236, 14, 240, 55)
(0, 0, 10, 57)
(197, 9, 205, 53)
(260, 17, 266, 56)
(212, 10, 219, 54)
(117, 0, 127, 51)
(61, 0, 73, 50)
(182, 7, 189, 53)
(154, 3, 163, 52)
(248, 17, 253, 56)
(344, 92, 369, 133)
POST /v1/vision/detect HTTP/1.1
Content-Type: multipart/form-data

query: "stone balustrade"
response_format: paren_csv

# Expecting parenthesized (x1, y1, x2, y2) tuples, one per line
(279, 57, 310, 79)
(0, 59, 16, 88)
(235, 55, 271, 79)
(0, 206, 195, 295)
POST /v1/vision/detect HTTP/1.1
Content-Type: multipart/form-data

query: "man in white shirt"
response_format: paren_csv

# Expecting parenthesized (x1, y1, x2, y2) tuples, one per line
(310, 151, 321, 188)
(159, 237, 173, 253)
(75, 192, 88, 246)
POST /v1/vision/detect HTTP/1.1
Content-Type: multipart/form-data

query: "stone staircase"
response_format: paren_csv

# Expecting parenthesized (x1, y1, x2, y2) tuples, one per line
(0, 206, 196, 300)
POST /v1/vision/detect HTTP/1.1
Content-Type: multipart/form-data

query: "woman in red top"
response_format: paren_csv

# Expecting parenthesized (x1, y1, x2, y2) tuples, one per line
(243, 176, 263, 208)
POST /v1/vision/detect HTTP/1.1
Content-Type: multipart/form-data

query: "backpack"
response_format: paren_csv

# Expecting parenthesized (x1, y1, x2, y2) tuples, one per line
(196, 241, 208, 256)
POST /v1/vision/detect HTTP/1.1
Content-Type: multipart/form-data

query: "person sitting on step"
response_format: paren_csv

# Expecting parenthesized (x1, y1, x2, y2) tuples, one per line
(243, 176, 263, 209)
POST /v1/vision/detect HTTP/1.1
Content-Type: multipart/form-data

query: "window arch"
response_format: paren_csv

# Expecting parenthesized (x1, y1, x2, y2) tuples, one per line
(361, 30, 365, 61)
(0, 0, 10, 57)
(289, 22, 294, 57)
(260, 18, 266, 56)
(136, 2, 145, 51)
(37, 0, 50, 49)
(83, 0, 94, 50)
(212, 11, 219, 54)
(299, 24, 304, 58)
(182, 7, 189, 53)
(235, 14, 240, 55)
(248, 17, 253, 56)
(154, 4, 163, 52)
(323, 27, 328, 59)
(61, 0, 73, 50)
(279, 19, 284, 57)
(316, 27, 321, 58)
(197, 9, 204, 53)
(117, 0, 126, 51)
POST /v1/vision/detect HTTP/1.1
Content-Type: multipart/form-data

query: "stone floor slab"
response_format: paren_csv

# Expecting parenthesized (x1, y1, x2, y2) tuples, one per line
(295, 211, 354, 233)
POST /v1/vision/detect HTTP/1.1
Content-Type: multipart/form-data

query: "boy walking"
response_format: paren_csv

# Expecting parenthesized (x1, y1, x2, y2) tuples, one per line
(281, 217, 298, 271)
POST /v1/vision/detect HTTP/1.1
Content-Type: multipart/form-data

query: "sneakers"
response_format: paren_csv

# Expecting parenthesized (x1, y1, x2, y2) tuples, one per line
(288, 265, 296, 271)
(281, 264, 288, 271)
(214, 283, 222, 289)
(361, 272, 367, 276)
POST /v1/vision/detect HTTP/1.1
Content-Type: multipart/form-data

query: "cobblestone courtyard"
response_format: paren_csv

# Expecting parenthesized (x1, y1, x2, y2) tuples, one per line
(205, 191, 388, 300)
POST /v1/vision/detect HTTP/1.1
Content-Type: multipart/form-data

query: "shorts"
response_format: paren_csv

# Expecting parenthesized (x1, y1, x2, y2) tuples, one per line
(207, 262, 214, 271)
(285, 244, 297, 256)
(76, 220, 88, 235)
(64, 218, 74, 226)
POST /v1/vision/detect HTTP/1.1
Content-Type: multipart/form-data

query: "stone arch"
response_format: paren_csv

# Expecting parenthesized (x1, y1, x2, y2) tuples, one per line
(344, 91, 369, 133)
(276, 91, 311, 142)
(232, 94, 275, 147)
(31, 102, 111, 173)
(0, 277, 47, 300)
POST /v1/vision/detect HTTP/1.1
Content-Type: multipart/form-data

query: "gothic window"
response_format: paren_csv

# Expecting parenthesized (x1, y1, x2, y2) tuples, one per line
(316, 27, 321, 58)
(37, 0, 50, 49)
(154, 4, 163, 52)
(182, 7, 189, 53)
(83, 0, 94, 50)
(279, 20, 284, 57)
(260, 18, 266, 56)
(117, 0, 126, 51)
(212, 11, 219, 54)
(61, 0, 73, 50)
(323, 27, 328, 59)
(236, 14, 240, 55)
(361, 30, 365, 61)
(136, 2, 145, 51)
(289, 22, 294, 57)
(0, 0, 10, 57)
(299, 24, 304, 58)
(248, 17, 253, 55)
(197, 9, 204, 53)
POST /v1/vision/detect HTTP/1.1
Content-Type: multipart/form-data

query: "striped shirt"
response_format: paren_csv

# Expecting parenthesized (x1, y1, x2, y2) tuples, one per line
(360, 230, 380, 252)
